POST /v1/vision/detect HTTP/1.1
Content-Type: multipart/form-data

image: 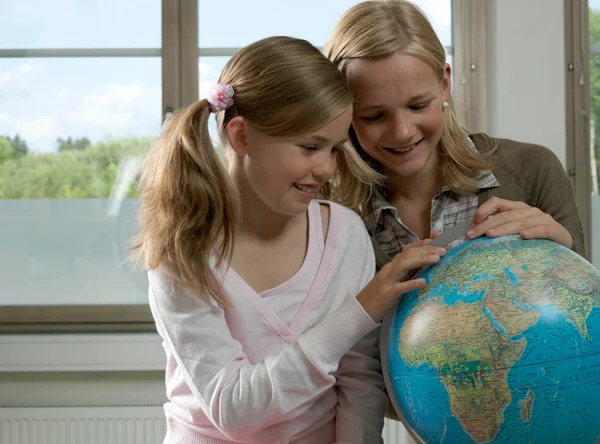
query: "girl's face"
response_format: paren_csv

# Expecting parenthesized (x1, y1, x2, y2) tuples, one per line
(237, 107, 352, 217)
(348, 52, 451, 183)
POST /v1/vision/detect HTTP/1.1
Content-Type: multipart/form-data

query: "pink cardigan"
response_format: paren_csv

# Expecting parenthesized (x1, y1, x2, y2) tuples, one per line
(149, 201, 388, 443)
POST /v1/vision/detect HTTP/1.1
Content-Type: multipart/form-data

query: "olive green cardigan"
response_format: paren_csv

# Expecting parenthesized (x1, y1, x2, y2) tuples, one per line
(372, 133, 586, 270)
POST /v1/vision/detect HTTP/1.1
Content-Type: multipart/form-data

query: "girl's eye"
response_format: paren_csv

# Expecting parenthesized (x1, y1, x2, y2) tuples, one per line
(301, 145, 318, 152)
(410, 101, 431, 111)
(360, 113, 383, 122)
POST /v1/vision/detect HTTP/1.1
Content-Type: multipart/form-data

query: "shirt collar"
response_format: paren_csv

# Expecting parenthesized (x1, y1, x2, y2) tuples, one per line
(364, 168, 499, 235)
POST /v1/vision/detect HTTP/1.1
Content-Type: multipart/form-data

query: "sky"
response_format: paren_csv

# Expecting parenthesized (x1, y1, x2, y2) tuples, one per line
(0, 0, 451, 153)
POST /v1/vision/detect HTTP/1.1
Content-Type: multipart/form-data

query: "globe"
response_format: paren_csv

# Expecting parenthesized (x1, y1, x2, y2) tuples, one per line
(381, 235, 600, 444)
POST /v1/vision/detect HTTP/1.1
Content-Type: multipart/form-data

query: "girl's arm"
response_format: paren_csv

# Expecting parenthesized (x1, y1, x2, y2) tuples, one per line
(334, 230, 387, 443)
(149, 268, 377, 442)
(469, 144, 585, 256)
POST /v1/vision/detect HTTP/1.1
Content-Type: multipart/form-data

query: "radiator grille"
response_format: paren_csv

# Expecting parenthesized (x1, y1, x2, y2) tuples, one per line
(0, 407, 412, 444)
(0, 407, 166, 444)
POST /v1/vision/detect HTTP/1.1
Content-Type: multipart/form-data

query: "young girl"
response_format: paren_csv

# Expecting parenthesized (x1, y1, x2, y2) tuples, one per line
(325, 0, 585, 263)
(325, 0, 586, 440)
(134, 36, 446, 444)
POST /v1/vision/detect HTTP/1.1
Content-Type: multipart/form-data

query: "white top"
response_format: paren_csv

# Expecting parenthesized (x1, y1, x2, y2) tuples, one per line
(252, 200, 323, 325)
(149, 201, 388, 443)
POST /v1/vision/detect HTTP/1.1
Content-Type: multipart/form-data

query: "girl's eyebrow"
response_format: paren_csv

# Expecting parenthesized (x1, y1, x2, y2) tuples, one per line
(356, 93, 434, 111)
(301, 135, 348, 145)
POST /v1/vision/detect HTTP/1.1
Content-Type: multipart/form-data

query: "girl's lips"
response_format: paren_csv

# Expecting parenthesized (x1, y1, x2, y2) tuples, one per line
(293, 183, 318, 198)
(384, 138, 422, 154)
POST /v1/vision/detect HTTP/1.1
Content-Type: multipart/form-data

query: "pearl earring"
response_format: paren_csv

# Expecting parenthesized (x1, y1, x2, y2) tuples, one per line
(442, 101, 449, 109)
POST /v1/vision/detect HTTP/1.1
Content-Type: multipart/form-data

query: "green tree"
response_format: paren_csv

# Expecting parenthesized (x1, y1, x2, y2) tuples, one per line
(0, 138, 15, 164)
(0, 136, 152, 199)
(57, 136, 91, 152)
(0, 134, 28, 158)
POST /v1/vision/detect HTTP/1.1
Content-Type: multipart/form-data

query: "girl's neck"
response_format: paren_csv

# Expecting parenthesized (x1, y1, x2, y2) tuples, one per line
(227, 166, 310, 295)
(384, 161, 441, 240)
(230, 170, 304, 241)
(386, 164, 441, 205)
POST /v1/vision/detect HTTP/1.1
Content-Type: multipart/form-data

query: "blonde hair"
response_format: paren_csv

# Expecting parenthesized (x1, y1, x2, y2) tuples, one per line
(133, 36, 381, 305)
(324, 0, 495, 195)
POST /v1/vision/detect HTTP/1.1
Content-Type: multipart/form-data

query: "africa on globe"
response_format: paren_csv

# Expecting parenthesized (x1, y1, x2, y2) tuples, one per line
(382, 235, 600, 443)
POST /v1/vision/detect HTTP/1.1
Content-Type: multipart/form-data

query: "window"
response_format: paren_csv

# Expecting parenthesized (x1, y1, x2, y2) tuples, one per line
(0, 0, 164, 330)
(199, 0, 453, 141)
(0, 0, 454, 331)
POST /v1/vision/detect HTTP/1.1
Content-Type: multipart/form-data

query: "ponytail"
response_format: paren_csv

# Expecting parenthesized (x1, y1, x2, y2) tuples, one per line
(133, 99, 240, 306)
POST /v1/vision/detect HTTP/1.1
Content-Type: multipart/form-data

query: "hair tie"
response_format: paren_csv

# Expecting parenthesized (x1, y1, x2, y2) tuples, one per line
(207, 83, 235, 113)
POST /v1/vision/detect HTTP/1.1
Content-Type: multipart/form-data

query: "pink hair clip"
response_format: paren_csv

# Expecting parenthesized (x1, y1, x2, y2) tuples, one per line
(207, 83, 235, 112)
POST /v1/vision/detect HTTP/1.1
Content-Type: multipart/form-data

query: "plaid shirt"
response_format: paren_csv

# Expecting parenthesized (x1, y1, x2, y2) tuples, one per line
(364, 170, 499, 261)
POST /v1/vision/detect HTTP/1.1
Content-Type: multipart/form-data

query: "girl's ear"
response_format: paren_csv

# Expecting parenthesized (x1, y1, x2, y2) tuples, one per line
(225, 116, 249, 156)
(441, 62, 452, 102)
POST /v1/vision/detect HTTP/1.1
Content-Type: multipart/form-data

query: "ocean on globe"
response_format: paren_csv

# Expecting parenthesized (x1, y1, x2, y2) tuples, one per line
(381, 235, 600, 444)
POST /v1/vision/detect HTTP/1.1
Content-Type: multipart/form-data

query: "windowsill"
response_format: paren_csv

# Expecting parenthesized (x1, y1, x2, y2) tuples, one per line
(0, 333, 165, 372)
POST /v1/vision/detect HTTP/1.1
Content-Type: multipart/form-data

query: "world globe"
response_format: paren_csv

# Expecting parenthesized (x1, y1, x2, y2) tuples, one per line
(381, 235, 600, 444)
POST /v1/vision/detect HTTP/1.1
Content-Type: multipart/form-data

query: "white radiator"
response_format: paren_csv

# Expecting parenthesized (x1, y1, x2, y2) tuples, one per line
(0, 407, 166, 444)
(0, 407, 408, 444)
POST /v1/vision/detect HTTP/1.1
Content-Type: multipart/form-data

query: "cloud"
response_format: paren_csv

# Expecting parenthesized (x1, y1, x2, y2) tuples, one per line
(199, 61, 212, 78)
(69, 110, 134, 127)
(85, 82, 145, 108)
(0, 63, 33, 84)
(55, 89, 73, 105)
(67, 82, 152, 128)
(0, 61, 44, 95)
(0, 113, 57, 142)
(1, 81, 159, 152)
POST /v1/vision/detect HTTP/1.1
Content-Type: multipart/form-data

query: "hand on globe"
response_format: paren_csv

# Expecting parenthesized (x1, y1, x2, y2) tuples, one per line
(467, 197, 573, 249)
(357, 238, 446, 322)
(403, 232, 442, 278)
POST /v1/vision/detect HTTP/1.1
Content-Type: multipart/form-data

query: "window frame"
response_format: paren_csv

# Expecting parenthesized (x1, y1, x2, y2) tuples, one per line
(0, 0, 461, 333)
(0, 0, 198, 333)
(564, 0, 593, 260)
(451, 0, 488, 133)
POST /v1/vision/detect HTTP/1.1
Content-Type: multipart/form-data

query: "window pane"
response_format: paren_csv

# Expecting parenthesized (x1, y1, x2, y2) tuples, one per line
(199, 0, 452, 49)
(0, 58, 160, 306)
(0, 1, 161, 49)
(589, 3, 600, 268)
(1, 200, 146, 305)
(0, 58, 161, 165)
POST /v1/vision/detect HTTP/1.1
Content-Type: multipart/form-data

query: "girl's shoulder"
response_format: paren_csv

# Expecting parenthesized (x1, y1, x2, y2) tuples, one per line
(314, 199, 367, 233)
(314, 199, 371, 262)
(471, 132, 560, 165)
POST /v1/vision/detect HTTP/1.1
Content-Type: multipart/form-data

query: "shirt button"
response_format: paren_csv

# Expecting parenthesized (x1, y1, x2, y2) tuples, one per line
(283, 335, 294, 344)
(279, 433, 289, 444)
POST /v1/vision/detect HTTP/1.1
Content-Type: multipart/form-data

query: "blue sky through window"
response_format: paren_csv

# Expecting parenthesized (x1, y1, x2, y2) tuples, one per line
(0, 0, 450, 153)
